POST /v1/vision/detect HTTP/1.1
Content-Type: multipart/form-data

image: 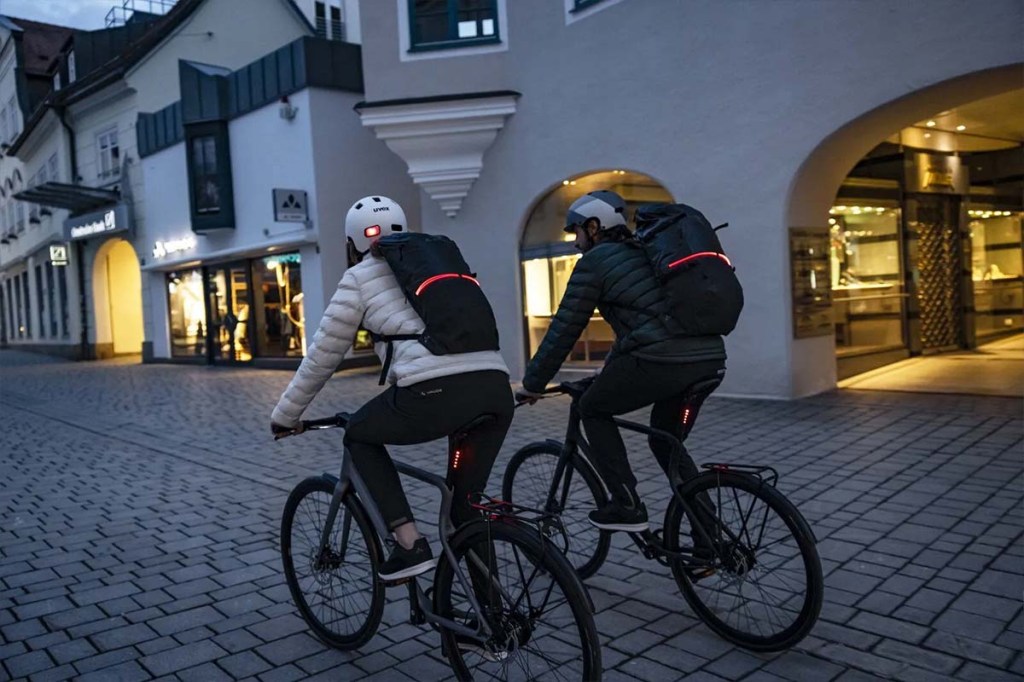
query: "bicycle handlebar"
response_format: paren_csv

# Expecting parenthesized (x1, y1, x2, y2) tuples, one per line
(273, 412, 351, 440)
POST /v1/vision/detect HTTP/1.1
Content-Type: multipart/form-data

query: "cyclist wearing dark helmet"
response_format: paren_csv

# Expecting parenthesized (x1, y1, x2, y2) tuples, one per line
(516, 190, 726, 532)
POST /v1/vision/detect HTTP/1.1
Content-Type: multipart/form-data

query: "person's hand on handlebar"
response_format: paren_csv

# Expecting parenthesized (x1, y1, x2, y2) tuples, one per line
(271, 421, 304, 439)
(515, 388, 545, 405)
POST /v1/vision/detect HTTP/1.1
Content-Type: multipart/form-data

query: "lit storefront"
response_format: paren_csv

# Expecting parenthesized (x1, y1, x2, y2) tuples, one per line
(164, 252, 307, 363)
(520, 170, 672, 365)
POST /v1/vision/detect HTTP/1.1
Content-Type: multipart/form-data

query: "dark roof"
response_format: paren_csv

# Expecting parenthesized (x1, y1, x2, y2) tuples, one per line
(5, 17, 74, 76)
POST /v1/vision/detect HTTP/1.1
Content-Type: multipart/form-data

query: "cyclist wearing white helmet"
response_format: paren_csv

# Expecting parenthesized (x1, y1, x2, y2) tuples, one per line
(517, 190, 726, 533)
(272, 196, 511, 581)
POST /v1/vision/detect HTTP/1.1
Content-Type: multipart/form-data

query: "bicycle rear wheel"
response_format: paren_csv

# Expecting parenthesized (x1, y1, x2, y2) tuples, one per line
(502, 441, 610, 579)
(281, 475, 385, 650)
(433, 519, 602, 681)
(664, 470, 822, 652)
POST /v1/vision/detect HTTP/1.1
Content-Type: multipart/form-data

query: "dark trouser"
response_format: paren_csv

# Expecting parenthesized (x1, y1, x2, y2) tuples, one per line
(344, 370, 514, 532)
(578, 356, 726, 506)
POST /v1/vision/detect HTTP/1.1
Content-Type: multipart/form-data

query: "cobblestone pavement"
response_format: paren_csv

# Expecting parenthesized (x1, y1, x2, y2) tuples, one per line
(1, 349, 1021, 681)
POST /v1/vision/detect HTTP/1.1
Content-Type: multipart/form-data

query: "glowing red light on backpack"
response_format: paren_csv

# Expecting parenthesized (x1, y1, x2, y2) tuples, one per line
(363, 225, 381, 238)
(667, 252, 732, 269)
(414, 274, 481, 296)
(682, 407, 691, 424)
(452, 449, 462, 470)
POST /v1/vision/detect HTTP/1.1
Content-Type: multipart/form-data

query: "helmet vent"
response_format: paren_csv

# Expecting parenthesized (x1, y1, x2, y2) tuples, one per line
(392, 224, 404, 231)
(355, 202, 363, 210)
(372, 197, 381, 202)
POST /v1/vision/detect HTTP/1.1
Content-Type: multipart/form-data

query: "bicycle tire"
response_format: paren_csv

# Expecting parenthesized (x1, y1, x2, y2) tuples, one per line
(502, 441, 611, 579)
(663, 470, 822, 652)
(433, 519, 602, 681)
(281, 475, 385, 650)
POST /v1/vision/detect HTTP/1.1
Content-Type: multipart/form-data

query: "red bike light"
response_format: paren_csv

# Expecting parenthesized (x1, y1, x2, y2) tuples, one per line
(363, 225, 381, 238)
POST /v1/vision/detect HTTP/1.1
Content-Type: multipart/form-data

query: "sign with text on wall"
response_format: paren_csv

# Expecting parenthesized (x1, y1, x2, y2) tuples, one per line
(64, 203, 131, 241)
(49, 244, 69, 267)
(273, 189, 308, 222)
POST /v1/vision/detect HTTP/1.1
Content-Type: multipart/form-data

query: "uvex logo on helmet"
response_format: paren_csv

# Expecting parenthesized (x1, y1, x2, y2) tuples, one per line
(372, 207, 390, 213)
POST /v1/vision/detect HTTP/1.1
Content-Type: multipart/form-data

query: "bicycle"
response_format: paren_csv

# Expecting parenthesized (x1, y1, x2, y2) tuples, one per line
(276, 412, 602, 681)
(504, 377, 823, 652)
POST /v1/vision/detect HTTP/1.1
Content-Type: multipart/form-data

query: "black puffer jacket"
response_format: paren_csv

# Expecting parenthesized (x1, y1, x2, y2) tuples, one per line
(522, 239, 726, 392)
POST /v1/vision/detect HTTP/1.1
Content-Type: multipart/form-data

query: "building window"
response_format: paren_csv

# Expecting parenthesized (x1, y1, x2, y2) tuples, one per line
(572, 0, 605, 9)
(409, 0, 499, 50)
(330, 4, 344, 41)
(97, 127, 120, 180)
(8, 96, 18, 139)
(48, 153, 59, 182)
(53, 71, 61, 91)
(191, 135, 220, 213)
(252, 253, 305, 357)
(0, 106, 8, 146)
(16, 201, 24, 233)
(167, 268, 207, 357)
(185, 123, 234, 231)
(35, 264, 45, 338)
(969, 207, 1023, 340)
(68, 51, 76, 83)
(46, 263, 57, 338)
(57, 263, 69, 338)
(315, 1, 328, 38)
(12, 276, 21, 338)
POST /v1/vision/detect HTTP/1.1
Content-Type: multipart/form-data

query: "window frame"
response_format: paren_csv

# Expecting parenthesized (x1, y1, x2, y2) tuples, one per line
(407, 0, 501, 52)
(314, 1, 328, 38)
(571, 0, 605, 10)
(184, 121, 235, 232)
(68, 51, 77, 83)
(96, 126, 121, 181)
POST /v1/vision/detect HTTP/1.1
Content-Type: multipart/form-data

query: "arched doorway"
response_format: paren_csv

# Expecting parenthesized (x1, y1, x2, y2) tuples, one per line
(787, 64, 1023, 392)
(519, 169, 673, 366)
(93, 238, 144, 357)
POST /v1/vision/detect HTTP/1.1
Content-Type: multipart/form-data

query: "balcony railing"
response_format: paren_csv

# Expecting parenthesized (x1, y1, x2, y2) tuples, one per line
(105, 0, 177, 27)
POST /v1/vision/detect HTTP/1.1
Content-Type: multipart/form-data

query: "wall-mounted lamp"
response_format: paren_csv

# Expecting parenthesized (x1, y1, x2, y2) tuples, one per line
(279, 95, 298, 121)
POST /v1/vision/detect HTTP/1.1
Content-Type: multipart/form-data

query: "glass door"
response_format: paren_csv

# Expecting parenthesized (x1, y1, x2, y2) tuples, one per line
(205, 262, 254, 362)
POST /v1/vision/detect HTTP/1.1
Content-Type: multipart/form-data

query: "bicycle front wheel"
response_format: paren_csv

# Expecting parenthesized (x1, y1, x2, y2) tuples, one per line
(664, 470, 823, 652)
(502, 441, 610, 579)
(433, 519, 602, 681)
(281, 475, 385, 650)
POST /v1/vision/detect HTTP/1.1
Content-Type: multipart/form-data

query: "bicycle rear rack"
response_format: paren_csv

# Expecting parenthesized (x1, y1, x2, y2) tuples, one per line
(469, 493, 571, 555)
(702, 463, 779, 488)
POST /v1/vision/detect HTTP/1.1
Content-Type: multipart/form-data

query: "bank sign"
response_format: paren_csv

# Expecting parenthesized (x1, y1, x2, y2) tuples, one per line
(64, 203, 131, 241)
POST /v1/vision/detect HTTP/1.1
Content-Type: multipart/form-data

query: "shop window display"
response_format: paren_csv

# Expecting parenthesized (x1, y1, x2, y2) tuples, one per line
(167, 269, 206, 357)
(968, 208, 1023, 339)
(829, 204, 907, 355)
(253, 253, 305, 358)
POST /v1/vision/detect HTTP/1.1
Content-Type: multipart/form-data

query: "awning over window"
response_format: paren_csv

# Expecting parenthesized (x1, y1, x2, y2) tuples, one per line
(13, 182, 120, 214)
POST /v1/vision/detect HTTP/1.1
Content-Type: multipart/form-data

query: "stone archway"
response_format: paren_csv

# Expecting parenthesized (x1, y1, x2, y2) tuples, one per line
(92, 238, 144, 357)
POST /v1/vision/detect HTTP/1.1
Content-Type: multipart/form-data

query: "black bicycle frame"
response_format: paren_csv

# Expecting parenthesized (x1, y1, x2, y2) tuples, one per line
(301, 415, 497, 643)
(545, 393, 732, 564)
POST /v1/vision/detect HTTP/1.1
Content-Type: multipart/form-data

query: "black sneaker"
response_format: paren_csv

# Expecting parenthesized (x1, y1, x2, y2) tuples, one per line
(379, 538, 436, 581)
(588, 502, 649, 532)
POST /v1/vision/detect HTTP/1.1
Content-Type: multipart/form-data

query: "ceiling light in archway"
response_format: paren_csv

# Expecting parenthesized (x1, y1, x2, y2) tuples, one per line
(956, 124, 966, 131)
(926, 120, 936, 127)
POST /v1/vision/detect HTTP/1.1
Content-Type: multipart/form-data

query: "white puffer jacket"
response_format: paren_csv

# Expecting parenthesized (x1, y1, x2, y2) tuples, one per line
(271, 256, 509, 427)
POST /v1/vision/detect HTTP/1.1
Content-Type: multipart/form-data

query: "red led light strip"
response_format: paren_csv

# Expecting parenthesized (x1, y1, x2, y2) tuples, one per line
(667, 252, 733, 269)
(415, 274, 481, 296)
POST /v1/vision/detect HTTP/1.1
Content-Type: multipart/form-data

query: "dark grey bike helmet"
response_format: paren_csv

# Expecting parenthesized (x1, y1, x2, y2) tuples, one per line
(564, 190, 628, 233)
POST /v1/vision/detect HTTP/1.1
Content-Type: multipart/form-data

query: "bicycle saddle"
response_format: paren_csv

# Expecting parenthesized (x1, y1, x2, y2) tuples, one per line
(454, 413, 497, 438)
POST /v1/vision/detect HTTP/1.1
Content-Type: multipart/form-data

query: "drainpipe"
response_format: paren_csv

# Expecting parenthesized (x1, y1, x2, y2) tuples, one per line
(54, 104, 89, 360)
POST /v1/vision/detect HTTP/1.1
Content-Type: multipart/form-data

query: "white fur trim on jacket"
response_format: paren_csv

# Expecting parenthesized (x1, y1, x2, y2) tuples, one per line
(271, 256, 509, 427)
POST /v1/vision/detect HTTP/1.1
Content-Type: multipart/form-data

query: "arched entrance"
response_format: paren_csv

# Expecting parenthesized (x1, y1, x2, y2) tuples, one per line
(93, 238, 144, 357)
(519, 169, 673, 366)
(787, 64, 1023, 394)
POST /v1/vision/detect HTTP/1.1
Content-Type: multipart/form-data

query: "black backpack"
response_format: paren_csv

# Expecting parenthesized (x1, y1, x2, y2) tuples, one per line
(371, 232, 499, 384)
(633, 203, 744, 336)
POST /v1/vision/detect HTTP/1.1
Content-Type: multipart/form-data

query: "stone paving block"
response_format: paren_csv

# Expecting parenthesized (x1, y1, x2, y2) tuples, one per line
(4, 648, 55, 679)
(27, 662, 77, 681)
(76, 660, 150, 682)
(848, 612, 930, 644)
(139, 640, 228, 677)
(68, 583, 139, 608)
(246, 613, 307, 643)
(704, 649, 766, 679)
(923, 630, 1015, 669)
(255, 632, 322, 667)
(219, 650, 274, 678)
(177, 661, 234, 682)
(72, 647, 140, 675)
(148, 605, 223, 636)
(874, 638, 960, 675)
(932, 609, 1007, 642)
(954, 662, 1023, 682)
(2, 618, 47, 642)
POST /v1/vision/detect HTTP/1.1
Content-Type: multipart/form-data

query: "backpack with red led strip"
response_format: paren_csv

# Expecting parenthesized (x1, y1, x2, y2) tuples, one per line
(371, 233, 499, 383)
(634, 202, 744, 336)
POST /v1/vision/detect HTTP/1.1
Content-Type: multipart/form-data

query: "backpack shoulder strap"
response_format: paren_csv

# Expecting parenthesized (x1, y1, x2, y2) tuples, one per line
(368, 331, 423, 385)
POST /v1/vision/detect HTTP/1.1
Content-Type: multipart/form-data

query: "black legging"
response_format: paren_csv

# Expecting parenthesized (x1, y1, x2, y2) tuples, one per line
(344, 370, 513, 531)
(578, 356, 725, 506)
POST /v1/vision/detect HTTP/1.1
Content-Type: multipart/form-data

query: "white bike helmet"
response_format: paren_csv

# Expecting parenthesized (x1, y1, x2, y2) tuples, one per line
(345, 195, 407, 256)
(564, 190, 628, 233)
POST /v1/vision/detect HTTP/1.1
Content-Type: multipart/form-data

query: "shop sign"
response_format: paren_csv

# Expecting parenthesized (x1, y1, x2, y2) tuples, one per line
(49, 244, 69, 267)
(64, 203, 131, 241)
(905, 153, 968, 195)
(273, 189, 308, 222)
(153, 235, 197, 260)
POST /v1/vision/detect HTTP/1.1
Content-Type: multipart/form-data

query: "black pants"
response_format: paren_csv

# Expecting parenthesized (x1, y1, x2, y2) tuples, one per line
(579, 356, 725, 505)
(344, 370, 514, 531)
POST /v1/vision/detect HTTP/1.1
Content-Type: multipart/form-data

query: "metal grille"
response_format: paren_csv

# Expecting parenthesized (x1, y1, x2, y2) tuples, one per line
(915, 199, 963, 351)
